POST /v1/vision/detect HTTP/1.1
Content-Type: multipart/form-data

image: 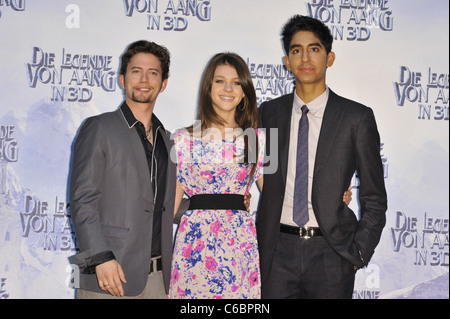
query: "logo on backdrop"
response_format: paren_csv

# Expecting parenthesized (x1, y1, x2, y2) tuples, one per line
(0, 125, 18, 163)
(393, 66, 449, 121)
(123, 0, 211, 31)
(390, 211, 449, 267)
(25, 47, 117, 103)
(0, 277, 8, 299)
(0, 0, 25, 20)
(246, 58, 295, 105)
(19, 195, 78, 252)
(304, 0, 394, 41)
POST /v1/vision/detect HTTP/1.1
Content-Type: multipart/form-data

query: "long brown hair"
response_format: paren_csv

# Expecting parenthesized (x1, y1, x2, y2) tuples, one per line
(197, 52, 258, 132)
(192, 53, 259, 186)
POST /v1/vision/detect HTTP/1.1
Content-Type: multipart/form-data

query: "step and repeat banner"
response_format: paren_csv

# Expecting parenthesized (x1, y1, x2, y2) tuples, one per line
(0, 0, 448, 299)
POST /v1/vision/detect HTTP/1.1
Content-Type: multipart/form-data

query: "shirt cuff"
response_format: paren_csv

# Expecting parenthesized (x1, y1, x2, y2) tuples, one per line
(81, 251, 116, 274)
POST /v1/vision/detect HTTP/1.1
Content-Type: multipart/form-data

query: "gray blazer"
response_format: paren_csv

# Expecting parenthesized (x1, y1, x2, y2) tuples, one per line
(69, 106, 176, 296)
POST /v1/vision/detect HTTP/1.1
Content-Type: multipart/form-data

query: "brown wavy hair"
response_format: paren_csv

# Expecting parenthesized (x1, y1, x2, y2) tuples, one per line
(191, 53, 259, 182)
(120, 40, 171, 81)
(196, 52, 258, 132)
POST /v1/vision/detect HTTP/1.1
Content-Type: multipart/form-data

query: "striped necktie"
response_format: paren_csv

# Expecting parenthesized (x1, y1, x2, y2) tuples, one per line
(293, 105, 309, 227)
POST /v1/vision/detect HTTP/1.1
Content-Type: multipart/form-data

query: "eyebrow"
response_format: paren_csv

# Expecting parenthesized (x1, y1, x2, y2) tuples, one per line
(214, 75, 240, 80)
(131, 66, 161, 72)
(290, 42, 323, 50)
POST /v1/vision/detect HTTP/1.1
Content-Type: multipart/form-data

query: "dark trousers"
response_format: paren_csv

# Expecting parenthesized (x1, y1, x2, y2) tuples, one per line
(261, 232, 355, 299)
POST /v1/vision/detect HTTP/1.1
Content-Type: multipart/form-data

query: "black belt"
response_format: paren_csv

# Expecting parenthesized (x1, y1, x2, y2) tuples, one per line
(280, 224, 323, 238)
(188, 194, 246, 211)
(149, 256, 162, 274)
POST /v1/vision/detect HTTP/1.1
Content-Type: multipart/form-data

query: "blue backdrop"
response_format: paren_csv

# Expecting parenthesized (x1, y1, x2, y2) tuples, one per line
(0, 0, 448, 299)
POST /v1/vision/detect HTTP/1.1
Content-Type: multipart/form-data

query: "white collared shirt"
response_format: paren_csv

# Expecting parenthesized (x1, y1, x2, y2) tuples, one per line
(280, 87, 329, 227)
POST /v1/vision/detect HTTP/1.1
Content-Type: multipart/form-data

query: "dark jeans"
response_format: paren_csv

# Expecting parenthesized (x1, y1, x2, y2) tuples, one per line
(262, 232, 355, 299)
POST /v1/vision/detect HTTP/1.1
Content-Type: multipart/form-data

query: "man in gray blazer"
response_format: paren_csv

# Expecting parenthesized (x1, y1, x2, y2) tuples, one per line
(70, 41, 176, 298)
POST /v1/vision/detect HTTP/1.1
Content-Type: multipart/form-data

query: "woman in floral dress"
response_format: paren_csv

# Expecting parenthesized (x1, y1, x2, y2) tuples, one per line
(169, 53, 264, 299)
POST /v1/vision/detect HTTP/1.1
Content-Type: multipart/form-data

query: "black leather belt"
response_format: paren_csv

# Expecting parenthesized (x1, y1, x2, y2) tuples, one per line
(280, 224, 323, 238)
(188, 194, 246, 211)
(149, 256, 162, 274)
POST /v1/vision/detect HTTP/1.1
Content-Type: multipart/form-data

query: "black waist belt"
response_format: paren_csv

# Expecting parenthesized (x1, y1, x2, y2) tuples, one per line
(280, 224, 323, 238)
(188, 194, 246, 211)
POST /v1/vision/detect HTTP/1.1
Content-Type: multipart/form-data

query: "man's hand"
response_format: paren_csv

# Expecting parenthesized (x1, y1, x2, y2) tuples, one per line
(95, 259, 127, 297)
(343, 187, 353, 205)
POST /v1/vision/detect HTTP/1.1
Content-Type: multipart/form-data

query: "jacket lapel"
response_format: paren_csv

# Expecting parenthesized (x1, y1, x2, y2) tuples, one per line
(159, 128, 176, 205)
(277, 93, 294, 185)
(117, 109, 153, 201)
(314, 90, 344, 179)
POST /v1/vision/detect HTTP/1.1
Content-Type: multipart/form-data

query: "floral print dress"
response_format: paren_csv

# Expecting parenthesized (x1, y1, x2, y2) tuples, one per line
(169, 128, 265, 299)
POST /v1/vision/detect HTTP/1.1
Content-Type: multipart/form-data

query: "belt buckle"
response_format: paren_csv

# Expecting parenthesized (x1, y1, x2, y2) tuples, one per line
(300, 226, 311, 239)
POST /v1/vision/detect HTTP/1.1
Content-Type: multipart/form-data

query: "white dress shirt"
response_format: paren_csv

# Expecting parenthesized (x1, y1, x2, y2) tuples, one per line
(280, 87, 329, 227)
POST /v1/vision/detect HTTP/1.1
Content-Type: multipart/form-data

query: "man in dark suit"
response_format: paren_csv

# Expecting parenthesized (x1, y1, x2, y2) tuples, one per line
(257, 15, 387, 299)
(70, 41, 176, 298)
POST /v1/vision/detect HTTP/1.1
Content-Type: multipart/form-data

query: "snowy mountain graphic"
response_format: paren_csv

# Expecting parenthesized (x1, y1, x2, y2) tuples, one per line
(0, 99, 100, 298)
(380, 272, 449, 299)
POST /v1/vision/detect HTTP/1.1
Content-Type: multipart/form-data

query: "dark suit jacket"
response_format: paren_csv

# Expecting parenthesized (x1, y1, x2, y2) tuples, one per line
(70, 105, 176, 296)
(257, 89, 387, 284)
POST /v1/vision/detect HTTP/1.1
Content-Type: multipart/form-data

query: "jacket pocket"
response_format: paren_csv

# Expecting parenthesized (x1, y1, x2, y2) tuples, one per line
(143, 197, 154, 214)
(101, 224, 129, 239)
(101, 224, 129, 252)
